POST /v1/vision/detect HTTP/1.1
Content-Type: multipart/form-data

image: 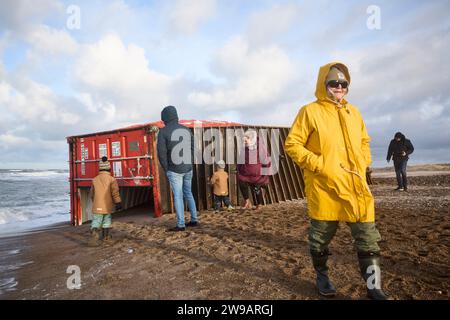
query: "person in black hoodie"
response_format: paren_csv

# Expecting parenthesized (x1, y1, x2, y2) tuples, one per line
(157, 105, 198, 231)
(386, 132, 414, 191)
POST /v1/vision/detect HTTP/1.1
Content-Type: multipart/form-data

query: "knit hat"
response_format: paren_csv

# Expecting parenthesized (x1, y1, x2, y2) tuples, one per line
(216, 160, 226, 169)
(325, 66, 348, 85)
(99, 157, 111, 171)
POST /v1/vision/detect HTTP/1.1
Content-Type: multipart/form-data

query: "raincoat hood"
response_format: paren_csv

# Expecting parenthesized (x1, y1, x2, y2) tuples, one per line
(315, 62, 351, 101)
(394, 132, 405, 141)
(161, 105, 179, 125)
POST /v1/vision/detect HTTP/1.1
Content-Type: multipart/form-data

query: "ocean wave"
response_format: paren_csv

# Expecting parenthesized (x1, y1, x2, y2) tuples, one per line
(0, 170, 71, 235)
(0, 214, 70, 236)
(0, 277, 18, 294)
(0, 205, 69, 225)
(8, 171, 67, 177)
(0, 170, 68, 181)
(0, 209, 32, 225)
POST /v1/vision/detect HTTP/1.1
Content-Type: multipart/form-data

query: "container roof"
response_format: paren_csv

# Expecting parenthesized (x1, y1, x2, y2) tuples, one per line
(66, 119, 246, 139)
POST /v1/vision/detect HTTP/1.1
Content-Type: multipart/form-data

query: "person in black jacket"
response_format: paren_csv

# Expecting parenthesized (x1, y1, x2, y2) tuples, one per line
(386, 132, 414, 191)
(157, 105, 198, 231)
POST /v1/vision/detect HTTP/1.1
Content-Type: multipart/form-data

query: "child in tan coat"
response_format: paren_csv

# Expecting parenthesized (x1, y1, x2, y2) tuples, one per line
(210, 160, 234, 213)
(88, 157, 122, 246)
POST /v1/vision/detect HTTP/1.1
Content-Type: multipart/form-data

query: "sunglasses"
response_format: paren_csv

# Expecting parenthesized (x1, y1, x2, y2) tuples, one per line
(327, 80, 349, 89)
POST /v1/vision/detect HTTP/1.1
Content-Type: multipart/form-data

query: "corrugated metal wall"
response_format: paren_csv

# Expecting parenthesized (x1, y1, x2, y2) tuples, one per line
(157, 125, 305, 213)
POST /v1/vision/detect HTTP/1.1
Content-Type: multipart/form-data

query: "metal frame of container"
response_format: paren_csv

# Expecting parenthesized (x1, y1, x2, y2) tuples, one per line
(67, 120, 305, 226)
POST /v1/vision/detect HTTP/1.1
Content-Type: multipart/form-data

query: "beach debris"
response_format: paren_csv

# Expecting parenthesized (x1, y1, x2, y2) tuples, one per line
(127, 248, 134, 254)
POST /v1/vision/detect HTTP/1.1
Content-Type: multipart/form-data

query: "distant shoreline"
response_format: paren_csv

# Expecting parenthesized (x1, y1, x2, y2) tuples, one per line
(372, 163, 450, 172)
(1, 163, 449, 171)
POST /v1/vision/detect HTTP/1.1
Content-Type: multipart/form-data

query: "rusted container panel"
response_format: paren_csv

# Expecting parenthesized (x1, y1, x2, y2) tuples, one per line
(67, 120, 305, 226)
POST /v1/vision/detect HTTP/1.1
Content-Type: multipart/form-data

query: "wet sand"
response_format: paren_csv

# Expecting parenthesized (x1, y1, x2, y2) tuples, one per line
(1, 172, 449, 300)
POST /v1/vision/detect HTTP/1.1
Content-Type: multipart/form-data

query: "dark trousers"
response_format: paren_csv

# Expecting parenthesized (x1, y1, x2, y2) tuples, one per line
(308, 220, 381, 253)
(214, 195, 231, 210)
(394, 159, 408, 188)
(239, 181, 265, 205)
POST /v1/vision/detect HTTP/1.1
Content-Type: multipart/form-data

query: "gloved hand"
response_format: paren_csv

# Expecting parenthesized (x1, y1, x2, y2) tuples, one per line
(115, 203, 123, 211)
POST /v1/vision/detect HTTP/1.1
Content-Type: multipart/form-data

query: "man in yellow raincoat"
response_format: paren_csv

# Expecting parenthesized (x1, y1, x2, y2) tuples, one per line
(285, 62, 388, 300)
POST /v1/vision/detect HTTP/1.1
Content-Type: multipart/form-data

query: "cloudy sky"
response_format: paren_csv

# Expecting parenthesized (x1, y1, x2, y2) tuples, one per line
(0, 0, 449, 169)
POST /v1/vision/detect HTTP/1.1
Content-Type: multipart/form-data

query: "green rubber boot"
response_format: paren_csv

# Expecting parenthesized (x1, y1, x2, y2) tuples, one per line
(311, 250, 337, 297)
(358, 252, 389, 300)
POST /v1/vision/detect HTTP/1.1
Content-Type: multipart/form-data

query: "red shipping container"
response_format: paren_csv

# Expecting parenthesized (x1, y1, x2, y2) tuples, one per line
(67, 120, 305, 226)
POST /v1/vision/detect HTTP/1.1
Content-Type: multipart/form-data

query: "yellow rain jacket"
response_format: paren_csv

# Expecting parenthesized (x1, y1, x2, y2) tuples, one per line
(285, 62, 374, 222)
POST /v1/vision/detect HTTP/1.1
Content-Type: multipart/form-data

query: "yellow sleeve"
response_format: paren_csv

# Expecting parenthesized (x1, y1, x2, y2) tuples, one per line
(284, 107, 322, 172)
(361, 117, 372, 167)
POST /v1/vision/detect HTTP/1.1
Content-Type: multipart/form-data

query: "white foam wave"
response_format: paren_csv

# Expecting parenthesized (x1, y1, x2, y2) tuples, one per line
(0, 277, 18, 294)
(0, 214, 70, 237)
(0, 204, 69, 225)
(0, 170, 68, 181)
(0, 169, 70, 235)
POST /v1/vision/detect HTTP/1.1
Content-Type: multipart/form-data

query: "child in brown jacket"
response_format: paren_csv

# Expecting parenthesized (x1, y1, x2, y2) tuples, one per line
(88, 157, 122, 246)
(210, 160, 234, 213)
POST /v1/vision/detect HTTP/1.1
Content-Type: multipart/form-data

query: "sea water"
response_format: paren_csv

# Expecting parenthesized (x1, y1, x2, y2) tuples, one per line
(0, 169, 70, 236)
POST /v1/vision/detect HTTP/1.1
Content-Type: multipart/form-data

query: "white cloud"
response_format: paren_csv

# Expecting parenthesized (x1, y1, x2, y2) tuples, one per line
(1, 1, 449, 168)
(168, 0, 216, 35)
(0, 81, 12, 103)
(329, 26, 450, 157)
(0, 0, 63, 33)
(331, 28, 450, 115)
(419, 99, 444, 121)
(25, 24, 79, 55)
(80, 0, 150, 41)
(74, 34, 172, 121)
(247, 3, 301, 46)
(0, 77, 80, 125)
(365, 115, 392, 126)
(75, 34, 169, 91)
(0, 133, 32, 150)
(188, 36, 296, 109)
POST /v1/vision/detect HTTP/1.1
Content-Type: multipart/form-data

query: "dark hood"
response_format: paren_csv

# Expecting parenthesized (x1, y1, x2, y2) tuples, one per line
(394, 132, 405, 141)
(161, 105, 179, 125)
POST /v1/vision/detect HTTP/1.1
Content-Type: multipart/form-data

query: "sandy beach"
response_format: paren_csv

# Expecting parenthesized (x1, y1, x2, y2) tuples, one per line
(1, 168, 449, 300)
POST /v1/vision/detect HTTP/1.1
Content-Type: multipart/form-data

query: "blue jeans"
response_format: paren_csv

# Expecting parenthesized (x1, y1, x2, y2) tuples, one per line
(394, 160, 408, 188)
(166, 170, 198, 228)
